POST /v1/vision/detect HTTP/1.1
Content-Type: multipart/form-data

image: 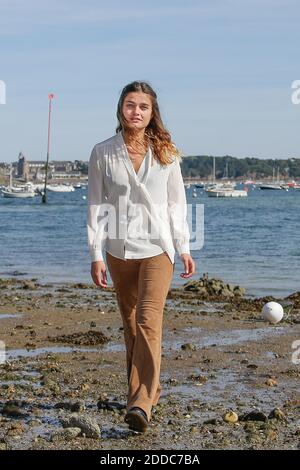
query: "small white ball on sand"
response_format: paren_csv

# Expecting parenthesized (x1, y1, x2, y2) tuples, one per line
(262, 301, 284, 324)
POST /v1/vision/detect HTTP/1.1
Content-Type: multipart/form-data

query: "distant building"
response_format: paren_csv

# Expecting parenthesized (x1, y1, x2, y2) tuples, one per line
(50, 171, 82, 179)
(51, 161, 74, 172)
(9, 156, 88, 181)
(17, 152, 29, 180)
(0, 162, 10, 172)
(28, 161, 52, 171)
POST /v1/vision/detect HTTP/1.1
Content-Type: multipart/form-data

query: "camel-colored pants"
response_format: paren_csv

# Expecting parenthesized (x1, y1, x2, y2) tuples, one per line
(106, 250, 174, 422)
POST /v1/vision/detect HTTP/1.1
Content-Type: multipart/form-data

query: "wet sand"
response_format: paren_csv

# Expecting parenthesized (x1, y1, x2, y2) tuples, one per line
(0, 277, 299, 450)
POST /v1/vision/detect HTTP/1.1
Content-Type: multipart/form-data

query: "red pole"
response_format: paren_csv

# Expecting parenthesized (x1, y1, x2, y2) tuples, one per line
(42, 93, 54, 203)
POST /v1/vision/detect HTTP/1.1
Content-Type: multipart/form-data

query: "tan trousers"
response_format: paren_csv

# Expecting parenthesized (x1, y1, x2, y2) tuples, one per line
(106, 250, 174, 421)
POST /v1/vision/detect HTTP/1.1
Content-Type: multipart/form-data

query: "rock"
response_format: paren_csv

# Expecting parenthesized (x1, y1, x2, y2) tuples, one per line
(97, 400, 126, 411)
(246, 364, 258, 369)
(61, 414, 101, 438)
(189, 426, 198, 433)
(22, 281, 37, 290)
(55, 401, 85, 413)
(28, 419, 42, 427)
(51, 427, 82, 442)
(223, 411, 239, 423)
(234, 286, 246, 296)
(266, 429, 278, 440)
(244, 422, 257, 434)
(47, 330, 109, 346)
(203, 418, 218, 425)
(41, 377, 60, 394)
(71, 283, 92, 290)
(240, 411, 268, 422)
(285, 291, 300, 309)
(90, 321, 97, 328)
(220, 288, 234, 298)
(268, 408, 287, 421)
(183, 274, 245, 299)
(1, 402, 27, 418)
(7, 422, 26, 436)
(265, 378, 277, 387)
(181, 343, 197, 351)
(9, 422, 26, 431)
(188, 374, 208, 383)
(183, 281, 204, 292)
(166, 377, 178, 385)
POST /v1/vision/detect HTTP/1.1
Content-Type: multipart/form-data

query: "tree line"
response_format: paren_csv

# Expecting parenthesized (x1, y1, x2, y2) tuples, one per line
(180, 155, 300, 179)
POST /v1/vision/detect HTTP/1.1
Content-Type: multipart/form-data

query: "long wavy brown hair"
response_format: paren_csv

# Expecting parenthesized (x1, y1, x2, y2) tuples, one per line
(116, 81, 182, 165)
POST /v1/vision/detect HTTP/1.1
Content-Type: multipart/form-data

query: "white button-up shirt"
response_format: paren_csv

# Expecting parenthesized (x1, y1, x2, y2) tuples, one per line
(87, 131, 190, 264)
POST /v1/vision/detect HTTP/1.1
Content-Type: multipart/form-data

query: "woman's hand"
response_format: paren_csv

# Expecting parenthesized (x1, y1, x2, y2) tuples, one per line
(91, 261, 107, 288)
(180, 253, 196, 279)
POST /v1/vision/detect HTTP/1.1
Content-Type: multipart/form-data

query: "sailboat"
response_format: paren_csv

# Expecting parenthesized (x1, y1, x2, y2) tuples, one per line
(1, 168, 36, 198)
(47, 184, 75, 192)
(205, 157, 248, 198)
(206, 186, 248, 198)
(259, 166, 282, 190)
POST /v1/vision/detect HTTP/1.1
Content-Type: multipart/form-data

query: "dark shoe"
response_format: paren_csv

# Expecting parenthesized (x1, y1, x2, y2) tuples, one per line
(125, 407, 148, 432)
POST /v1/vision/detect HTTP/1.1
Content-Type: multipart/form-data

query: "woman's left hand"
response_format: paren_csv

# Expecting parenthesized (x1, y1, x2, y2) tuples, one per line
(180, 253, 196, 278)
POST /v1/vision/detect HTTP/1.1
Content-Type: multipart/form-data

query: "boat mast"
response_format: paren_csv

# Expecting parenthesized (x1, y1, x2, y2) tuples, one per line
(42, 93, 54, 204)
(9, 165, 13, 188)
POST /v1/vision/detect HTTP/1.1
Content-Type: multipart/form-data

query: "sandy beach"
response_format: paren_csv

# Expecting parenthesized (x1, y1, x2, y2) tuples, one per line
(0, 276, 299, 450)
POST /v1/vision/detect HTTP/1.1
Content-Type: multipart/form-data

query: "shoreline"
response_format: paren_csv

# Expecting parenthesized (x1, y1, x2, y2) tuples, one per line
(0, 276, 299, 450)
(0, 271, 297, 300)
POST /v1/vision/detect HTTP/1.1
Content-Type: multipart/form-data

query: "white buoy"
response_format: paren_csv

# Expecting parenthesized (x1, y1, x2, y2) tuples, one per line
(262, 301, 284, 324)
(82, 195, 86, 200)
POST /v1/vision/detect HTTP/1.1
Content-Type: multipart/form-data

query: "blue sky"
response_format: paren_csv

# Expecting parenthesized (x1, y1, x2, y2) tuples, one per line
(0, 0, 300, 162)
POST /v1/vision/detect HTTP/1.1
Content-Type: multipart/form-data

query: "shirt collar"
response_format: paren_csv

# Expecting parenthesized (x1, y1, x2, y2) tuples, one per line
(117, 131, 152, 186)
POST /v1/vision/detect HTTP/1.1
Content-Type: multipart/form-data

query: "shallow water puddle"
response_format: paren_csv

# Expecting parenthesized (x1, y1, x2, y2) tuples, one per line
(163, 367, 299, 413)
(5, 342, 127, 360)
(6, 346, 101, 360)
(0, 313, 23, 320)
(163, 325, 291, 351)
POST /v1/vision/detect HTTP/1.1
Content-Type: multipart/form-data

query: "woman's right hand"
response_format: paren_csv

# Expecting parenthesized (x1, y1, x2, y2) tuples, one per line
(91, 261, 107, 288)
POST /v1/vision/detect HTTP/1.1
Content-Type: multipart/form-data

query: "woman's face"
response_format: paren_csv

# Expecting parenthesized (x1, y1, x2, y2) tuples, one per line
(121, 92, 153, 131)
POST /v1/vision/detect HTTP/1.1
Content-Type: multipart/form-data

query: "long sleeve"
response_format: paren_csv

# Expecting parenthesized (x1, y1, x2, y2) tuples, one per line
(167, 157, 190, 255)
(87, 145, 106, 262)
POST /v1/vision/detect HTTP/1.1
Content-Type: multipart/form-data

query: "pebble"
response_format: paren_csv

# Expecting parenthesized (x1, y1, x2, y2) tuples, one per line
(241, 410, 268, 422)
(51, 427, 82, 442)
(181, 343, 197, 351)
(223, 411, 239, 423)
(268, 408, 286, 421)
(61, 414, 101, 438)
(265, 378, 277, 387)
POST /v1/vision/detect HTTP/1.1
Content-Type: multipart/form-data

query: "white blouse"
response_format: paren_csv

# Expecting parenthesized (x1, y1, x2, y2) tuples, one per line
(87, 131, 190, 264)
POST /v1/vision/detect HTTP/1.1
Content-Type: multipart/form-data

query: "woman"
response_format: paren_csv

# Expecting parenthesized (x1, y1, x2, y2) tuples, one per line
(87, 81, 195, 433)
